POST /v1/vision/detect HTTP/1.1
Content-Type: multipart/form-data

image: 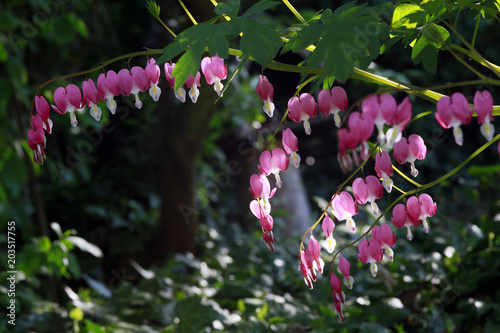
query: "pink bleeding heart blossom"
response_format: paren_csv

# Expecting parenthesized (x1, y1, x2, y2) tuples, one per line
(27, 114, 46, 164)
(375, 151, 394, 193)
(347, 112, 374, 161)
(287, 93, 318, 135)
(34, 96, 53, 134)
(201, 55, 227, 97)
(321, 214, 336, 253)
(352, 175, 383, 216)
(259, 148, 289, 188)
(185, 71, 201, 103)
(308, 235, 324, 275)
(474, 90, 495, 141)
(330, 273, 346, 322)
(249, 173, 276, 211)
(97, 70, 120, 114)
(435, 92, 473, 146)
(330, 191, 358, 233)
(338, 254, 354, 289)
(337, 127, 359, 173)
(371, 224, 396, 261)
(282, 128, 301, 168)
(357, 238, 383, 277)
(406, 194, 437, 234)
(118, 67, 148, 109)
(393, 134, 427, 177)
(52, 84, 83, 127)
(362, 94, 397, 144)
(145, 58, 162, 102)
(299, 250, 314, 289)
(386, 97, 412, 147)
(250, 199, 275, 252)
(164, 63, 186, 103)
(82, 79, 102, 122)
(391, 203, 421, 241)
(256, 75, 275, 117)
(318, 86, 348, 127)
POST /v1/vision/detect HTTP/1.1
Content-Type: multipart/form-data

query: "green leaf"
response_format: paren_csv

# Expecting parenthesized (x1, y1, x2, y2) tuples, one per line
(214, 0, 240, 18)
(412, 24, 449, 73)
(171, 41, 205, 91)
(160, 22, 236, 87)
(295, 5, 388, 82)
(390, 3, 428, 46)
(243, 0, 280, 17)
(175, 296, 218, 333)
(292, 24, 325, 52)
(412, 36, 438, 73)
(421, 23, 450, 47)
(239, 17, 283, 67)
(0, 41, 8, 62)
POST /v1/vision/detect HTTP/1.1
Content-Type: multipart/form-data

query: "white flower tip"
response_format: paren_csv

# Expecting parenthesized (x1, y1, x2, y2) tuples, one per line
(264, 99, 275, 118)
(370, 262, 378, 277)
(480, 121, 495, 142)
(189, 86, 199, 103)
(149, 84, 161, 102)
(346, 217, 356, 233)
(175, 88, 186, 103)
(406, 228, 414, 241)
(453, 126, 464, 146)
(290, 153, 301, 168)
(304, 120, 311, 135)
(410, 163, 419, 177)
(383, 177, 393, 193)
(334, 113, 341, 128)
(214, 80, 224, 97)
(275, 174, 282, 189)
(423, 220, 430, 234)
(107, 99, 117, 114)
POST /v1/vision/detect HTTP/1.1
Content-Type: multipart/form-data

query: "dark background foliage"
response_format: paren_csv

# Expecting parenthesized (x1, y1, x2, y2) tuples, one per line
(1, 0, 499, 332)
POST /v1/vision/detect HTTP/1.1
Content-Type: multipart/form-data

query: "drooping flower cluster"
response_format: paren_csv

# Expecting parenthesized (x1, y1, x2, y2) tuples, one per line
(337, 111, 375, 172)
(299, 235, 325, 289)
(256, 75, 275, 118)
(248, 146, 289, 251)
(362, 94, 412, 147)
(318, 86, 348, 128)
(329, 191, 359, 233)
(352, 175, 384, 216)
(358, 224, 396, 277)
(393, 134, 427, 177)
(27, 55, 228, 164)
(391, 193, 437, 240)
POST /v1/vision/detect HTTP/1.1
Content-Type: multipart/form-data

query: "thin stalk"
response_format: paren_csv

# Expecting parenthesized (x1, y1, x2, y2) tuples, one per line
(282, 0, 307, 24)
(392, 166, 422, 187)
(179, 0, 198, 25)
(471, 14, 481, 49)
(451, 44, 500, 77)
(35, 49, 163, 96)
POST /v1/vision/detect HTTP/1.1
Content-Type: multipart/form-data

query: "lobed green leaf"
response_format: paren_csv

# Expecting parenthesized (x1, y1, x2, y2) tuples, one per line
(239, 17, 282, 68)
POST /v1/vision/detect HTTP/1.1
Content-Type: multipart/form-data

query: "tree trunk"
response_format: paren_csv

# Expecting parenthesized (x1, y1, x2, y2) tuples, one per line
(153, 83, 216, 262)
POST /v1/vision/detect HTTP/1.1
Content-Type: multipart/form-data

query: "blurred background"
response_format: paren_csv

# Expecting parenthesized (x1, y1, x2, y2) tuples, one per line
(1, 0, 499, 332)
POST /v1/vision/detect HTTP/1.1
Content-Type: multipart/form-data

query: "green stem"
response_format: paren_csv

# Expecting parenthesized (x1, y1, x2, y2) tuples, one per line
(451, 44, 500, 77)
(179, 0, 198, 25)
(392, 166, 422, 187)
(35, 49, 163, 95)
(471, 14, 480, 49)
(282, 0, 307, 24)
